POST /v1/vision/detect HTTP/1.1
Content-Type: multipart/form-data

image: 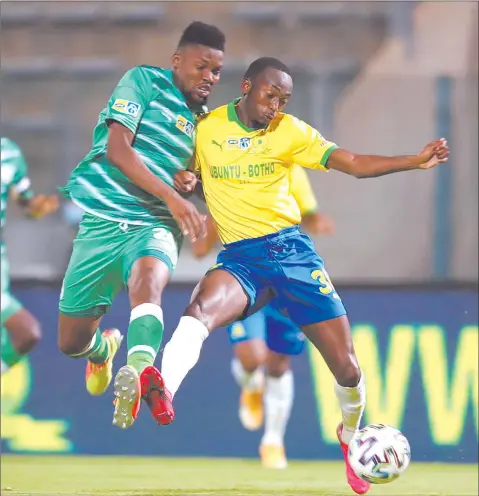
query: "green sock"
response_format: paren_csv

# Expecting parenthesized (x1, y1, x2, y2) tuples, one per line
(127, 313, 164, 375)
(70, 329, 109, 364)
(1, 326, 23, 369)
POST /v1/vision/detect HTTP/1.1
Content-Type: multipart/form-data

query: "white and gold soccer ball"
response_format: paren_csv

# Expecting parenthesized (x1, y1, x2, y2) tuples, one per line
(348, 424, 411, 484)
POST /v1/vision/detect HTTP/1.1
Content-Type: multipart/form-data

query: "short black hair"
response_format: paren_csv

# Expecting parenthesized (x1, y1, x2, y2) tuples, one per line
(244, 57, 291, 81)
(178, 21, 225, 51)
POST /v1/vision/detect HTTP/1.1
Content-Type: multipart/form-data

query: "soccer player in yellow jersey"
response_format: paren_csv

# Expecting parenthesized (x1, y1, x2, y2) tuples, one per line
(191, 165, 334, 469)
(153, 57, 448, 494)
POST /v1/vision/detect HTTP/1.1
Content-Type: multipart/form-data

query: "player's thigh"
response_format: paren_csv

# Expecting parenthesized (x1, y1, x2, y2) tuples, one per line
(185, 268, 250, 331)
(302, 315, 361, 387)
(57, 313, 103, 354)
(123, 224, 180, 307)
(59, 214, 124, 320)
(229, 309, 268, 370)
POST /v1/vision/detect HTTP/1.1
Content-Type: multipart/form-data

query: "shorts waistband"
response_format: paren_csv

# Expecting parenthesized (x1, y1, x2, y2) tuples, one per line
(223, 225, 301, 250)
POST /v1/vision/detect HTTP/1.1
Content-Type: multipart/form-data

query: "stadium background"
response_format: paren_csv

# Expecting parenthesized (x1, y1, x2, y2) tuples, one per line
(1, 0, 478, 475)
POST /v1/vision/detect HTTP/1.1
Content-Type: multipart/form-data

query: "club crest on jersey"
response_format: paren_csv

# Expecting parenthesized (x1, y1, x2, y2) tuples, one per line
(176, 115, 195, 137)
(112, 99, 141, 117)
(227, 137, 251, 150)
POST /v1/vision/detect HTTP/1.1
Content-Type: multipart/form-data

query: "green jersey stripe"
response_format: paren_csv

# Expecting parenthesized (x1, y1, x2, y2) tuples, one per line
(63, 65, 198, 229)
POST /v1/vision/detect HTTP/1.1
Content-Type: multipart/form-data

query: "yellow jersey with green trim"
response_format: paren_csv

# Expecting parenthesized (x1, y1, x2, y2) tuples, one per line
(195, 99, 336, 244)
(290, 165, 318, 216)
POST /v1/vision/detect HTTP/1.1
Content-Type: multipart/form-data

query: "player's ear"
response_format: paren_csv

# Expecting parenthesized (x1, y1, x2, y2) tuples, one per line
(172, 51, 181, 70)
(241, 78, 252, 95)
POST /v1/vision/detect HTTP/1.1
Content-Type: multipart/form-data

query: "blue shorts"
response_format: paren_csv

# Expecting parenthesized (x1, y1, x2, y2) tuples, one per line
(214, 225, 346, 327)
(228, 303, 305, 356)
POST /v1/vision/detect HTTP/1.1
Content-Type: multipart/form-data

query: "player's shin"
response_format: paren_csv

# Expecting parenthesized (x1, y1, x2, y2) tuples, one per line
(334, 372, 366, 443)
(261, 370, 294, 447)
(161, 316, 209, 397)
(127, 303, 164, 375)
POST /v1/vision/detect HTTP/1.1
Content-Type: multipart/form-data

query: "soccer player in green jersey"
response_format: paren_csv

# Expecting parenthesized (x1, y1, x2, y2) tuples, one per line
(57, 22, 225, 429)
(1, 137, 59, 374)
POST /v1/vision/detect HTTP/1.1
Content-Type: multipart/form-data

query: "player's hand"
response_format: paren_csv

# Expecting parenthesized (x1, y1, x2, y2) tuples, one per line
(165, 194, 206, 242)
(301, 212, 335, 236)
(316, 214, 335, 236)
(174, 170, 198, 193)
(26, 194, 59, 218)
(416, 138, 449, 170)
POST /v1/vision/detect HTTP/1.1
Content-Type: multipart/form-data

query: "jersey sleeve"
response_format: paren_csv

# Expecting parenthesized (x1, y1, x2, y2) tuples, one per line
(10, 142, 34, 200)
(290, 165, 318, 215)
(287, 116, 338, 171)
(104, 66, 153, 134)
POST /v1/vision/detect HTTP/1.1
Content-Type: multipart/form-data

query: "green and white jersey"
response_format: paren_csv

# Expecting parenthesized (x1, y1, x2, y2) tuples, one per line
(1, 138, 34, 240)
(63, 65, 202, 231)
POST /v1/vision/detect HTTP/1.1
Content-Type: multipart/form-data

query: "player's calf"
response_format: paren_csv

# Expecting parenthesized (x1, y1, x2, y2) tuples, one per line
(58, 314, 123, 395)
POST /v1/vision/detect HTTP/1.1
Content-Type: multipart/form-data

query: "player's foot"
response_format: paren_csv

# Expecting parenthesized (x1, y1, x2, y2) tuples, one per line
(85, 328, 123, 396)
(112, 365, 141, 429)
(259, 444, 288, 469)
(337, 423, 371, 495)
(140, 365, 175, 425)
(239, 388, 263, 431)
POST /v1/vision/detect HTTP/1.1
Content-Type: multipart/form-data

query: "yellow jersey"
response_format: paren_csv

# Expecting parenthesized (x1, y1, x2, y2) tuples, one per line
(195, 99, 336, 244)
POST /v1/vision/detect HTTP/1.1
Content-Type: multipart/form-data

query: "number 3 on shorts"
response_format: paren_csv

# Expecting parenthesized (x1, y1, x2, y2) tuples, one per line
(311, 269, 335, 295)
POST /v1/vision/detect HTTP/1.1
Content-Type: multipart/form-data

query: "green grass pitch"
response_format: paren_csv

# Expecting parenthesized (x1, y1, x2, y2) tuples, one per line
(1, 456, 477, 496)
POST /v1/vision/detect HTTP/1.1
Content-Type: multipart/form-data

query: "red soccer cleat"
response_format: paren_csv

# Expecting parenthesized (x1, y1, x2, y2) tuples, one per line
(337, 423, 371, 495)
(140, 365, 175, 426)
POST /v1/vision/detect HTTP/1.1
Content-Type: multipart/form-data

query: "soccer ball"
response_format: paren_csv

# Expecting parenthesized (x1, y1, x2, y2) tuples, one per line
(348, 424, 411, 484)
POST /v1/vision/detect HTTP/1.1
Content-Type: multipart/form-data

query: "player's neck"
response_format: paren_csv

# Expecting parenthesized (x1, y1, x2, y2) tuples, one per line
(236, 100, 266, 130)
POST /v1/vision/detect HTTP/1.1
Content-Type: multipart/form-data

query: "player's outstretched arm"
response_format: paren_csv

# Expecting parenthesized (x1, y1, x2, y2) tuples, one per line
(107, 122, 206, 241)
(327, 138, 449, 178)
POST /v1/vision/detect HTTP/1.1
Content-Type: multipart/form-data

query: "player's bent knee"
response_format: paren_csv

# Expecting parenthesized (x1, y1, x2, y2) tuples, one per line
(16, 320, 42, 355)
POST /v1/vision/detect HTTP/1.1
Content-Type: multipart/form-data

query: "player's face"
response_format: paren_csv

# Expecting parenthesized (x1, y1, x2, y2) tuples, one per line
(243, 68, 293, 126)
(172, 44, 224, 105)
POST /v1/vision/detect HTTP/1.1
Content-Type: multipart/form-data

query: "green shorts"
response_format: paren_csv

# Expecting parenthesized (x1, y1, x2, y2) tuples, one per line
(59, 213, 182, 318)
(1, 248, 23, 324)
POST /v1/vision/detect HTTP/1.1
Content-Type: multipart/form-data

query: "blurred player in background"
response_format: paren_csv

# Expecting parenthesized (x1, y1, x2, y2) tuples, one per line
(191, 165, 335, 469)
(155, 57, 449, 494)
(1, 137, 59, 374)
(56, 22, 225, 430)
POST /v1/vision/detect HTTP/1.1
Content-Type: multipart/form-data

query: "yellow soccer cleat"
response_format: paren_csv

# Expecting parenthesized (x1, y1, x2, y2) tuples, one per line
(239, 388, 263, 431)
(85, 329, 123, 396)
(259, 444, 288, 469)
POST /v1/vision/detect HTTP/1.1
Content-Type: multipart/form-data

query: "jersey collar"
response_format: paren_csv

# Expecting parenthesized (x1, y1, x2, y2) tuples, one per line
(227, 97, 266, 133)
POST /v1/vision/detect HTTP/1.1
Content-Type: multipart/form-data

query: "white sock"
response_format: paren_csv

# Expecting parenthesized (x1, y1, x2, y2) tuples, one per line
(231, 358, 264, 391)
(334, 373, 366, 444)
(261, 370, 294, 447)
(1, 360, 8, 375)
(161, 316, 209, 398)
